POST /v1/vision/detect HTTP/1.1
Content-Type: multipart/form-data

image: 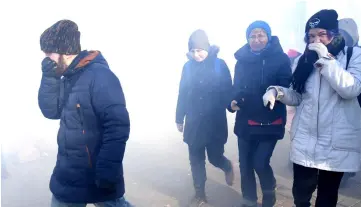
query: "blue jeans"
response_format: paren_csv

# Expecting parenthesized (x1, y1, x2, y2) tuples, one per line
(51, 196, 134, 207)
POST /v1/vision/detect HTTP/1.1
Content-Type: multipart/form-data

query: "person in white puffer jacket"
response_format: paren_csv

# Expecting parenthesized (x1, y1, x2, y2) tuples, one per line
(263, 9, 361, 207)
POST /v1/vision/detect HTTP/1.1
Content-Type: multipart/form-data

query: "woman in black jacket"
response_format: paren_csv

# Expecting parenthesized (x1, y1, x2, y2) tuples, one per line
(176, 29, 234, 205)
(229, 21, 292, 207)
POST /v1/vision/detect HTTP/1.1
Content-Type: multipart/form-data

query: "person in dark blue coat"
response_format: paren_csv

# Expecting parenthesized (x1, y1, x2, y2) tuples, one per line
(176, 29, 234, 205)
(38, 20, 132, 207)
(229, 21, 292, 207)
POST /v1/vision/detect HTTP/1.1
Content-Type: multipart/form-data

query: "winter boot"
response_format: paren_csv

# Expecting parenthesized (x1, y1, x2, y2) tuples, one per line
(262, 190, 276, 207)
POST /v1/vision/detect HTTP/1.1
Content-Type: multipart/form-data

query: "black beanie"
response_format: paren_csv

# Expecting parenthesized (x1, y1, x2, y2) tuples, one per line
(305, 9, 339, 33)
(40, 20, 81, 55)
(188, 29, 210, 52)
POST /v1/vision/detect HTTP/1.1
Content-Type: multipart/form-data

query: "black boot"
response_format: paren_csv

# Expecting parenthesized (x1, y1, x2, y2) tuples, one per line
(262, 190, 276, 207)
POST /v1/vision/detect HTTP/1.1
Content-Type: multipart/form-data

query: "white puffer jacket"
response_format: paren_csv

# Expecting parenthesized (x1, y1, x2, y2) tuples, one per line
(276, 47, 361, 172)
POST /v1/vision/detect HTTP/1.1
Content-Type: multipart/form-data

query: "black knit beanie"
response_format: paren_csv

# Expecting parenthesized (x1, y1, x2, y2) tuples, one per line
(188, 29, 210, 52)
(305, 9, 339, 33)
(40, 20, 81, 55)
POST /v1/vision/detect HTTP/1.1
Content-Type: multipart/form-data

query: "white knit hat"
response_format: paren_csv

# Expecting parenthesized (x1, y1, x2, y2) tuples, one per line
(339, 18, 359, 47)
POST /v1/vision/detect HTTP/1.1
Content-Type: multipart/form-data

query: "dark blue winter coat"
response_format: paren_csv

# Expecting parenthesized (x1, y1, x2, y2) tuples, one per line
(38, 51, 130, 203)
(176, 46, 232, 148)
(230, 36, 292, 140)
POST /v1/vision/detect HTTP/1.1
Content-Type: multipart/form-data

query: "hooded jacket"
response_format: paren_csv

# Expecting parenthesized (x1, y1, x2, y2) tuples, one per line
(176, 46, 232, 148)
(275, 47, 361, 172)
(231, 36, 292, 139)
(38, 51, 130, 203)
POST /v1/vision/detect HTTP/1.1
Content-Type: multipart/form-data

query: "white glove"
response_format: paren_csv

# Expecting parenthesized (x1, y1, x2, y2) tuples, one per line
(262, 89, 277, 110)
(308, 43, 329, 59)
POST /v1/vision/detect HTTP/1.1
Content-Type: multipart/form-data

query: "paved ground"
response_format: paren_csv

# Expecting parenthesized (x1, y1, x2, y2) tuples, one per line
(2, 113, 361, 207)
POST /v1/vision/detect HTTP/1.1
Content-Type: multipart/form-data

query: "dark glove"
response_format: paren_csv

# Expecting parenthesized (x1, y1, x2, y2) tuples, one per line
(95, 179, 116, 193)
(41, 57, 59, 78)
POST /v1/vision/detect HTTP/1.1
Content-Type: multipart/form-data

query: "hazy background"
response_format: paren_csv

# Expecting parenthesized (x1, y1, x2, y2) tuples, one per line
(1, 0, 361, 206)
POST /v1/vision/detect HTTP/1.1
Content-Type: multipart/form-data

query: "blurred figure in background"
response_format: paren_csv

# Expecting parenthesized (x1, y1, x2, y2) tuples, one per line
(38, 20, 132, 207)
(176, 29, 234, 206)
(339, 18, 359, 47)
(229, 21, 292, 207)
(339, 17, 360, 188)
(263, 9, 361, 206)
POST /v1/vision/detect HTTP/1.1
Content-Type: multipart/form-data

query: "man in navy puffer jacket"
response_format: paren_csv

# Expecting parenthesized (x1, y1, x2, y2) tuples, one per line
(38, 20, 132, 207)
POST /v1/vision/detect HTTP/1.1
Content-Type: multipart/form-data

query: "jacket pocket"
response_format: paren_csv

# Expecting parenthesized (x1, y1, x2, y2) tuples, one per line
(76, 103, 85, 134)
(332, 106, 361, 152)
(85, 145, 92, 168)
(290, 103, 304, 141)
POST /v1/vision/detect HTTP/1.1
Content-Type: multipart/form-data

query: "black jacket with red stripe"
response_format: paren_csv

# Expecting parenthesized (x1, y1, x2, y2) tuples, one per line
(230, 36, 292, 140)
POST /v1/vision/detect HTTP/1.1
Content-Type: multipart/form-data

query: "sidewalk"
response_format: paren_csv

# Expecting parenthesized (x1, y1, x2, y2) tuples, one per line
(2, 139, 360, 207)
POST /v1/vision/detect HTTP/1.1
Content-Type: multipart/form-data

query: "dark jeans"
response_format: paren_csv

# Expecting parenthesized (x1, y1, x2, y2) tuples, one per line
(188, 142, 232, 194)
(237, 138, 277, 205)
(293, 163, 344, 207)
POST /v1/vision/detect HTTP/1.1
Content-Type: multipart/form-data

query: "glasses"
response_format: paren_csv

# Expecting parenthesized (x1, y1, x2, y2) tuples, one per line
(248, 34, 267, 41)
(306, 31, 335, 42)
(307, 32, 328, 40)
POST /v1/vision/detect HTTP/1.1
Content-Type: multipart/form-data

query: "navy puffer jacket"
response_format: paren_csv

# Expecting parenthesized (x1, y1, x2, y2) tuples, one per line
(231, 37, 292, 140)
(38, 51, 130, 203)
(176, 46, 232, 148)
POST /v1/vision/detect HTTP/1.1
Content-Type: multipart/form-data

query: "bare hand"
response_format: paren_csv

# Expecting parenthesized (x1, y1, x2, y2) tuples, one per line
(176, 124, 184, 132)
(231, 100, 240, 111)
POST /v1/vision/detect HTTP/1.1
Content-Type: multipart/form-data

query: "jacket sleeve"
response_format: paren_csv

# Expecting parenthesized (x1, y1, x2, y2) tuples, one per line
(268, 56, 302, 107)
(176, 63, 188, 124)
(280, 87, 302, 106)
(319, 48, 361, 99)
(277, 55, 292, 87)
(91, 68, 130, 184)
(219, 59, 233, 109)
(267, 86, 302, 106)
(227, 61, 246, 113)
(38, 75, 62, 120)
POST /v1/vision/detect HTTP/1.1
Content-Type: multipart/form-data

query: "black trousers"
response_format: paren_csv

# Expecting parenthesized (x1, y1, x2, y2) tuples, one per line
(238, 138, 277, 206)
(293, 163, 344, 207)
(188, 142, 232, 194)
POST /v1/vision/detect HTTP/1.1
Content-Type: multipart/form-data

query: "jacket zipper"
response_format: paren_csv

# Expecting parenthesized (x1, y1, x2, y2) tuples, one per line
(85, 146, 92, 168)
(62, 79, 68, 156)
(261, 59, 265, 86)
(76, 103, 85, 134)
